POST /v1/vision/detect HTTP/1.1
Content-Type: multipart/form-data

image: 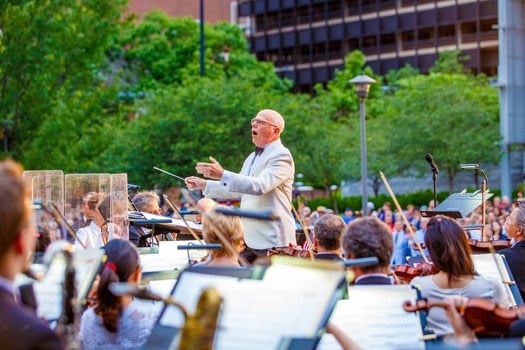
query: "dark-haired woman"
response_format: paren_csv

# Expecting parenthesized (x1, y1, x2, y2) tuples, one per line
(79, 239, 157, 349)
(410, 215, 504, 337)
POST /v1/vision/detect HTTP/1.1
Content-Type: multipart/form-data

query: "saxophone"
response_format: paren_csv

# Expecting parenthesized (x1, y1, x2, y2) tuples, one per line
(178, 287, 223, 350)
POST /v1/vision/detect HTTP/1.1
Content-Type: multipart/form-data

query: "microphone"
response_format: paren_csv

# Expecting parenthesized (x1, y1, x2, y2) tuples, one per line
(425, 153, 439, 174)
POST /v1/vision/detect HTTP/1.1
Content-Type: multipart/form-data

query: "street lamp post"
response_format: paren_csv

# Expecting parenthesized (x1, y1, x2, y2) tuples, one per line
(349, 74, 376, 216)
(199, 0, 205, 77)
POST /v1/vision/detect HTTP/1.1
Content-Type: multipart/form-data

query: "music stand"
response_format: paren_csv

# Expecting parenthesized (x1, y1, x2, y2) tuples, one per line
(420, 191, 493, 219)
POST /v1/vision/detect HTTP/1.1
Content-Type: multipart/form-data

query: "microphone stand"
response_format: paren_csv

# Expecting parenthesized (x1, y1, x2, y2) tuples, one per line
(432, 170, 438, 208)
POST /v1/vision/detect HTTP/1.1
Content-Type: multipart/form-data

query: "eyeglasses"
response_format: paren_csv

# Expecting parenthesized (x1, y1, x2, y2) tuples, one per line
(251, 118, 279, 128)
(505, 216, 515, 226)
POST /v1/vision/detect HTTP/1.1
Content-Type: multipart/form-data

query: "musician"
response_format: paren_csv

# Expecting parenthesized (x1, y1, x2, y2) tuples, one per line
(342, 217, 394, 285)
(185, 109, 296, 260)
(410, 215, 503, 337)
(0, 159, 63, 349)
(79, 239, 157, 349)
(499, 201, 525, 301)
(74, 192, 106, 249)
(129, 191, 174, 247)
(197, 199, 245, 267)
(71, 192, 96, 234)
(313, 214, 344, 261)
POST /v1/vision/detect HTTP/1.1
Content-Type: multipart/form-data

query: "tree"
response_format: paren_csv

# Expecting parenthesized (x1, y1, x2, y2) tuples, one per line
(380, 72, 500, 191)
(97, 75, 296, 188)
(0, 0, 127, 160)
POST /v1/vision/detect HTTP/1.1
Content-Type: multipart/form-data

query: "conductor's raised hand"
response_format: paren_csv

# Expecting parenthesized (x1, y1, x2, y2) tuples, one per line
(195, 156, 224, 180)
(185, 176, 207, 191)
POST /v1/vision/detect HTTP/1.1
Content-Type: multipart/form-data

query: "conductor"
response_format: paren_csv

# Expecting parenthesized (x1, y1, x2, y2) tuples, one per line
(185, 109, 296, 260)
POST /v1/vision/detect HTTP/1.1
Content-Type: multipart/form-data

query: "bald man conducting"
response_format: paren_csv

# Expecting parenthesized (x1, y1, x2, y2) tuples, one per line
(185, 109, 296, 261)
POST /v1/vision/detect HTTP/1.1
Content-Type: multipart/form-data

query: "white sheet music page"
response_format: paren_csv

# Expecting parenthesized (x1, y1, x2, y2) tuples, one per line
(158, 258, 345, 350)
(471, 253, 515, 307)
(140, 240, 205, 273)
(33, 254, 66, 321)
(317, 285, 425, 350)
(74, 248, 105, 304)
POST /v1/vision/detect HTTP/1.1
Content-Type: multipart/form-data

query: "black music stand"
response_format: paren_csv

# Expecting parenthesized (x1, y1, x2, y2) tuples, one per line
(421, 191, 493, 219)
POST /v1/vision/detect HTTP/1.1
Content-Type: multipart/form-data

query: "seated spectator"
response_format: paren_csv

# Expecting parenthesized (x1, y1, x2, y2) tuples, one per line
(341, 207, 354, 224)
(79, 239, 157, 349)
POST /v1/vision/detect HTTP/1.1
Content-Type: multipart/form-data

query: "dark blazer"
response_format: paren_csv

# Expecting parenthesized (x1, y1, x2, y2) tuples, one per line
(0, 288, 63, 349)
(354, 275, 393, 285)
(315, 253, 343, 261)
(499, 240, 525, 301)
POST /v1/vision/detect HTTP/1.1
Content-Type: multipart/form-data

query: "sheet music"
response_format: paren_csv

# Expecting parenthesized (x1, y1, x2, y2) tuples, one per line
(32, 248, 104, 321)
(33, 255, 66, 321)
(140, 240, 207, 273)
(317, 285, 425, 350)
(158, 259, 345, 350)
(472, 253, 516, 307)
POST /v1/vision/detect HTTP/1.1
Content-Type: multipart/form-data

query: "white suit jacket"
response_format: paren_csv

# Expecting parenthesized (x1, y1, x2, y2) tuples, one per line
(204, 139, 296, 249)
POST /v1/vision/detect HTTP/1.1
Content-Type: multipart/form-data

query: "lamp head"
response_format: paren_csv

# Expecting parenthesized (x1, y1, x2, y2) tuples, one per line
(460, 163, 480, 170)
(349, 74, 376, 100)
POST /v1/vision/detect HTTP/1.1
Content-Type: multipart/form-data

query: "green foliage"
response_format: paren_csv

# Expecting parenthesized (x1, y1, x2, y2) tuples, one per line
(380, 71, 500, 190)
(97, 76, 296, 188)
(0, 0, 127, 159)
(429, 50, 470, 74)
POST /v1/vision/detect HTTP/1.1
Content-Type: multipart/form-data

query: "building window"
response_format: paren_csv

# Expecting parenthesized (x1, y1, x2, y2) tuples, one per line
(380, 33, 396, 52)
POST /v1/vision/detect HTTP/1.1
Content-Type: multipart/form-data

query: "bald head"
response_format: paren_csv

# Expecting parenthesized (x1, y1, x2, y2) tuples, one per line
(256, 109, 285, 133)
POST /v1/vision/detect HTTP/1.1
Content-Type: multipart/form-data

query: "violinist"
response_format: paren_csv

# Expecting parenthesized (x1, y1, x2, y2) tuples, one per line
(195, 199, 245, 268)
(342, 217, 393, 285)
(410, 215, 504, 337)
(313, 214, 344, 261)
(499, 201, 525, 301)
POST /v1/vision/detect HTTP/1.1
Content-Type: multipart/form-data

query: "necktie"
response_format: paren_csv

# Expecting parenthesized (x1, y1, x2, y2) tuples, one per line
(255, 147, 264, 156)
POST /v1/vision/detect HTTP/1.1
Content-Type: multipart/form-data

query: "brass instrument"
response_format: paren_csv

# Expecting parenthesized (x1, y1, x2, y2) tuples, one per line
(109, 283, 223, 350)
(44, 240, 82, 350)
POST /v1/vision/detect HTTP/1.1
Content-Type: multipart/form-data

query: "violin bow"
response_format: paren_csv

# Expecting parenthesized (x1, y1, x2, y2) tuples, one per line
(380, 171, 430, 264)
(162, 194, 204, 245)
(290, 198, 315, 261)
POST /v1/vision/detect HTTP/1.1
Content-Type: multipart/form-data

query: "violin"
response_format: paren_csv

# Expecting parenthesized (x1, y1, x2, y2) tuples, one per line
(468, 239, 511, 254)
(267, 244, 316, 259)
(393, 262, 439, 284)
(403, 298, 525, 337)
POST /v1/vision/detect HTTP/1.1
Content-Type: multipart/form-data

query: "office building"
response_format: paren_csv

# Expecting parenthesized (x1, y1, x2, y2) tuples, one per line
(238, 0, 498, 92)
